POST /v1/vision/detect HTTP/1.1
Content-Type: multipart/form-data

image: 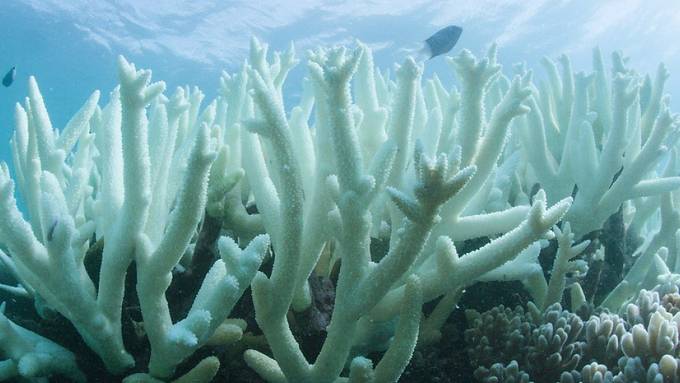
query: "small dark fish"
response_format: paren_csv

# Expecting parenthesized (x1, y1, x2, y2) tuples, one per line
(2, 66, 16, 87)
(422, 25, 462, 59)
(47, 219, 58, 241)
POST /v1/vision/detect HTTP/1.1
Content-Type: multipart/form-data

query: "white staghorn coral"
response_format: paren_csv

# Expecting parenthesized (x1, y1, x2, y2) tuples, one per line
(0, 36, 679, 382)
(237, 38, 569, 383)
(0, 302, 85, 382)
(518, 49, 680, 238)
(0, 56, 268, 381)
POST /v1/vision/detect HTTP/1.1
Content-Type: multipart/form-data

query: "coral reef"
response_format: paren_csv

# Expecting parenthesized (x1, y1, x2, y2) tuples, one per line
(466, 283, 680, 382)
(0, 36, 678, 382)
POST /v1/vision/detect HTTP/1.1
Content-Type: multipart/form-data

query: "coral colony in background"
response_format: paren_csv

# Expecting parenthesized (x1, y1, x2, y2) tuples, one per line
(0, 36, 679, 383)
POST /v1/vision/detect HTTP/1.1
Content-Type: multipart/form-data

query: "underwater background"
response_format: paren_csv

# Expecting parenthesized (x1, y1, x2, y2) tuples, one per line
(3, 1, 680, 382)
(2, 0, 680, 169)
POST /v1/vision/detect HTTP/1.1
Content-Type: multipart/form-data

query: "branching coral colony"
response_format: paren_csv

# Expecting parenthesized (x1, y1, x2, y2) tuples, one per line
(0, 37, 678, 382)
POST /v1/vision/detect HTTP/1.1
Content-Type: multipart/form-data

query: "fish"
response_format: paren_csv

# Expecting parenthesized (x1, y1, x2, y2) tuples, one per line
(47, 219, 58, 241)
(422, 25, 462, 59)
(2, 66, 16, 87)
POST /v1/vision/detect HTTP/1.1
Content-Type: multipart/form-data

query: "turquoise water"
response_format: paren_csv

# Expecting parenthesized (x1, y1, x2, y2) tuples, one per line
(2, 0, 678, 168)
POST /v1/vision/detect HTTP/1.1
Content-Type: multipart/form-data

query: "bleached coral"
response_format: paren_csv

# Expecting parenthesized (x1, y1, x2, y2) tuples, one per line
(0, 56, 268, 381)
(0, 35, 677, 383)
(518, 49, 680, 238)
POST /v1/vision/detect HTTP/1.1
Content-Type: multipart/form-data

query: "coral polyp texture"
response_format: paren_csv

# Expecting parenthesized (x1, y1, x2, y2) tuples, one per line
(0, 37, 678, 382)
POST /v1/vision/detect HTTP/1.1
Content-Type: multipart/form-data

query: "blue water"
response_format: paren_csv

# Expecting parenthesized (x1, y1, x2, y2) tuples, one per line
(2, 0, 679, 172)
